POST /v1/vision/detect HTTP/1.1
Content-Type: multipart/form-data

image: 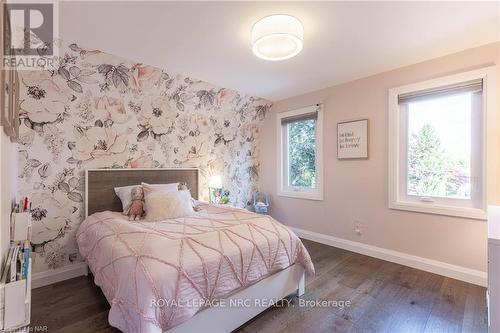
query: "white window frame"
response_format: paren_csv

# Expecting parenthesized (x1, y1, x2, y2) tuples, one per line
(277, 105, 324, 200)
(388, 66, 497, 220)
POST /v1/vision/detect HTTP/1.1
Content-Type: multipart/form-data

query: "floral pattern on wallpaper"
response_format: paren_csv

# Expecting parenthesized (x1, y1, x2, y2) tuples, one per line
(17, 43, 271, 272)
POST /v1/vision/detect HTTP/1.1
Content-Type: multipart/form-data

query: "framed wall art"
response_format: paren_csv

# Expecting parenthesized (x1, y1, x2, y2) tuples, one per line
(1, 2, 19, 140)
(337, 119, 368, 159)
(1, 69, 19, 139)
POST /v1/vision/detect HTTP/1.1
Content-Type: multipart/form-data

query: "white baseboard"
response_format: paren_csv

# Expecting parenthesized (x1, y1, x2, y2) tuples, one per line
(31, 262, 88, 289)
(290, 226, 487, 287)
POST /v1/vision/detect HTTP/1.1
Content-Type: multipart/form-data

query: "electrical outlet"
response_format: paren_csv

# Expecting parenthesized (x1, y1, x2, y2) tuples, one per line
(353, 220, 362, 235)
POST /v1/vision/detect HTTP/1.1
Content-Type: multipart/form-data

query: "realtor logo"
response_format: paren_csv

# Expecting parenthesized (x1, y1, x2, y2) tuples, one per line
(2, 1, 58, 70)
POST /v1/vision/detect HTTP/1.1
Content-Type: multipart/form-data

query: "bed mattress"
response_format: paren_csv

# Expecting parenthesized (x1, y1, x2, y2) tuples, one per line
(76, 203, 314, 332)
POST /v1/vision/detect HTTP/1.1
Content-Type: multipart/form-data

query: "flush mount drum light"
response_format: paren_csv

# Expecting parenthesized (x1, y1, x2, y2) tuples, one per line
(252, 14, 303, 61)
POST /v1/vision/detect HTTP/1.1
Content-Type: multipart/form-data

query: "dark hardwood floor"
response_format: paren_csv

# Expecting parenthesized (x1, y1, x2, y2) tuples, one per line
(30, 239, 488, 333)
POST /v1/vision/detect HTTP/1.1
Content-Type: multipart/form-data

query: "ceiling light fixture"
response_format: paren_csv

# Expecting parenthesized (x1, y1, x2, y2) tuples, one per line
(251, 14, 303, 61)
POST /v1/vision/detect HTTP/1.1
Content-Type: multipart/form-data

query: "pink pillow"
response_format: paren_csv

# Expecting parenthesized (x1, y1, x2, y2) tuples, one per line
(141, 182, 179, 197)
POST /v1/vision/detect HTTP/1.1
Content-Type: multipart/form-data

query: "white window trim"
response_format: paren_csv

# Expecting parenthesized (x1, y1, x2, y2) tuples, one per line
(277, 105, 324, 200)
(388, 66, 498, 220)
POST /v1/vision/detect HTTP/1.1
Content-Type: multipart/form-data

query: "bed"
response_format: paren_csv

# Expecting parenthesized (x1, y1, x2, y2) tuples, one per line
(77, 168, 314, 333)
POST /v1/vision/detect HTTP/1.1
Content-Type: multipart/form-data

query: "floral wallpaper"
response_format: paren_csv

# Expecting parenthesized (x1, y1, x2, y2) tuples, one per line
(17, 43, 271, 273)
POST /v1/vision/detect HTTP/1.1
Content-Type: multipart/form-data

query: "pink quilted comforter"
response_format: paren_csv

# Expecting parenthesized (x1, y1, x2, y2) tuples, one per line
(76, 203, 314, 333)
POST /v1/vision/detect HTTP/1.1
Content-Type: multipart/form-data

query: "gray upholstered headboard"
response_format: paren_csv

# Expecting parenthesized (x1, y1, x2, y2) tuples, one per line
(85, 168, 199, 217)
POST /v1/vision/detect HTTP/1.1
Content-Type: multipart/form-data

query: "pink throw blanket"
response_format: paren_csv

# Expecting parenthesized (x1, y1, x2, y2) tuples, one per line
(76, 203, 314, 332)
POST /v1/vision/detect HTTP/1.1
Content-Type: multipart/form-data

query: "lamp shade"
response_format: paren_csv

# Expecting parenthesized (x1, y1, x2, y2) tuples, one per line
(208, 175, 223, 188)
(251, 14, 303, 61)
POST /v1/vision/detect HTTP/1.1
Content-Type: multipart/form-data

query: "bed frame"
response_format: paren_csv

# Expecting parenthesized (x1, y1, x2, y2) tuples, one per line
(84, 168, 305, 333)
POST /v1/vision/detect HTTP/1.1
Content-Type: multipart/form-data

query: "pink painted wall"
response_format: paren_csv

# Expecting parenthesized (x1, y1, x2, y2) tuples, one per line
(259, 42, 500, 272)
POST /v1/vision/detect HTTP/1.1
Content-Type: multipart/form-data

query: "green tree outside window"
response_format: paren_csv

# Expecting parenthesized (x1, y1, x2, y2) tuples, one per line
(288, 119, 316, 188)
(407, 124, 470, 198)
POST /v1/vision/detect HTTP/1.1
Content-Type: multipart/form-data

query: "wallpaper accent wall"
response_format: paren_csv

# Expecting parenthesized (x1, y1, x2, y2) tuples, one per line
(17, 43, 270, 273)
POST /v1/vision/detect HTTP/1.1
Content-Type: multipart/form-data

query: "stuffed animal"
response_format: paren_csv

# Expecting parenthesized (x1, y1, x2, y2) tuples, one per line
(127, 186, 144, 221)
(178, 182, 202, 211)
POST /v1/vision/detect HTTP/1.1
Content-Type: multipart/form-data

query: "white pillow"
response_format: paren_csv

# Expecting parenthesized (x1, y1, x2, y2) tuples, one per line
(145, 190, 194, 221)
(114, 185, 140, 213)
(141, 182, 179, 197)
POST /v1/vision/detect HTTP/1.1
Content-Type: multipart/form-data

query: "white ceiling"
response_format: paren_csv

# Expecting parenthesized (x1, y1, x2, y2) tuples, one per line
(60, 1, 499, 101)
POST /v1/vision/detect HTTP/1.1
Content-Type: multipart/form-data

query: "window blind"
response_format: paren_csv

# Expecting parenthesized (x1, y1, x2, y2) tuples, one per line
(398, 79, 482, 104)
(280, 110, 318, 125)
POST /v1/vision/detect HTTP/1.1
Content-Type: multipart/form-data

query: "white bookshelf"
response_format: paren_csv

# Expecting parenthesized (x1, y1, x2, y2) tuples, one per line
(488, 206, 500, 332)
(0, 212, 32, 331)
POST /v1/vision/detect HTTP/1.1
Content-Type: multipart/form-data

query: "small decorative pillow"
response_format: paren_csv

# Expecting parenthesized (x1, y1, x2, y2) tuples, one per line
(144, 190, 194, 221)
(114, 184, 141, 213)
(141, 182, 179, 197)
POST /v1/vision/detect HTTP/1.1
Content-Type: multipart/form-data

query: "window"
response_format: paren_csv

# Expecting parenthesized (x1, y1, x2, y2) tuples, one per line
(388, 67, 497, 220)
(277, 105, 323, 200)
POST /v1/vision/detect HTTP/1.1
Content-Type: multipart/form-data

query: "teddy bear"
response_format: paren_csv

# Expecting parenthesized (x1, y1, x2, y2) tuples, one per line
(126, 186, 144, 221)
(178, 182, 202, 211)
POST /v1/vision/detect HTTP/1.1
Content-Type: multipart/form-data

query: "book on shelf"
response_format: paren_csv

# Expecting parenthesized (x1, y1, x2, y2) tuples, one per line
(1, 244, 30, 284)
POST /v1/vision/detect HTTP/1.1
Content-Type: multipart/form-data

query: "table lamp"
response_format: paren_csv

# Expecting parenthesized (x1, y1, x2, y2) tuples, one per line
(208, 175, 223, 204)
